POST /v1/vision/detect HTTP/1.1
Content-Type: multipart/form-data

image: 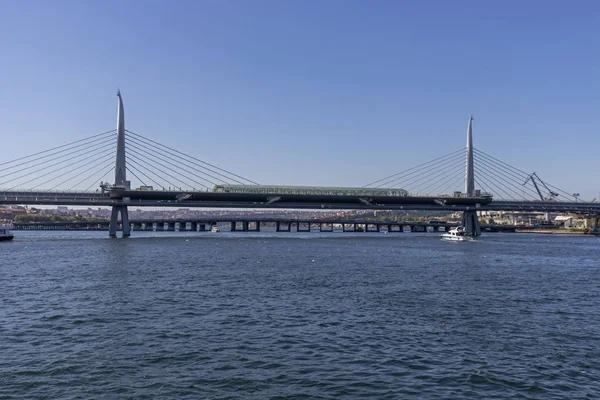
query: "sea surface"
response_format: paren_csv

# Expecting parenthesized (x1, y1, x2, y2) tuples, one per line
(1, 230, 599, 399)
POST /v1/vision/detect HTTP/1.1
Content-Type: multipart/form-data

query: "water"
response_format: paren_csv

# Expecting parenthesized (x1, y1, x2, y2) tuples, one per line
(1, 231, 599, 399)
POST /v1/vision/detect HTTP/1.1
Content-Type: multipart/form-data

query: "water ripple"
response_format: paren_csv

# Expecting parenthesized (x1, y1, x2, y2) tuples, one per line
(1, 233, 600, 398)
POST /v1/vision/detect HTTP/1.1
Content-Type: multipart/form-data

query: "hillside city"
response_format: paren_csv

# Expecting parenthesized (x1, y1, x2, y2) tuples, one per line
(0, 204, 594, 231)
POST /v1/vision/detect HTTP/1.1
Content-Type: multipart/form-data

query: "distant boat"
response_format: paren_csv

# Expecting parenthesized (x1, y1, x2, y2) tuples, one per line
(0, 225, 14, 241)
(210, 224, 220, 233)
(441, 227, 473, 242)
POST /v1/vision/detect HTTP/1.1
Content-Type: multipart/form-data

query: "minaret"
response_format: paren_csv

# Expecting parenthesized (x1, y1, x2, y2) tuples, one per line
(108, 91, 130, 238)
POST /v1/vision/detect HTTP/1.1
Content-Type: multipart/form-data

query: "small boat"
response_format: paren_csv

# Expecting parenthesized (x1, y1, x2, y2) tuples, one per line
(210, 224, 220, 233)
(441, 226, 473, 241)
(0, 225, 14, 241)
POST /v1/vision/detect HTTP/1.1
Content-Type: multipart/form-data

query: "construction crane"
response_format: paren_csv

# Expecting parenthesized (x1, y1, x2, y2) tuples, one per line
(523, 172, 559, 201)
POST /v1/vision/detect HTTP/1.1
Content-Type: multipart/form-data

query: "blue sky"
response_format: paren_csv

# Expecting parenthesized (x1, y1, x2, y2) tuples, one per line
(1, 0, 598, 198)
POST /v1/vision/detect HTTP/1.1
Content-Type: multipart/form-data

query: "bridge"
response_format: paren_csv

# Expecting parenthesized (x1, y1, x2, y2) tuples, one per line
(12, 218, 532, 234)
(1, 92, 598, 237)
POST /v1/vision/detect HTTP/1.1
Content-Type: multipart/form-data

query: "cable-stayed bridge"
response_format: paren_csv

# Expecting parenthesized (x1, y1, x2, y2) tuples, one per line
(1, 93, 598, 237)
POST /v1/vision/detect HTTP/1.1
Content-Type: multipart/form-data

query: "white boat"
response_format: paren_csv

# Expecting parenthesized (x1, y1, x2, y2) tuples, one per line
(210, 224, 220, 233)
(0, 225, 14, 241)
(441, 226, 473, 241)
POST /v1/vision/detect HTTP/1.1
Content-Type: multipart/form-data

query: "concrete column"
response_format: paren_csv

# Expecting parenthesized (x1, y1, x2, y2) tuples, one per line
(109, 206, 119, 238)
(109, 205, 130, 238)
(276, 221, 291, 232)
(366, 224, 380, 232)
(320, 223, 333, 232)
(122, 211, 130, 237)
(297, 222, 310, 232)
(462, 210, 481, 236)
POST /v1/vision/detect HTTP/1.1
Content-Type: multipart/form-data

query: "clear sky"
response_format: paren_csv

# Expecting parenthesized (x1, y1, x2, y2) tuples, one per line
(1, 0, 598, 198)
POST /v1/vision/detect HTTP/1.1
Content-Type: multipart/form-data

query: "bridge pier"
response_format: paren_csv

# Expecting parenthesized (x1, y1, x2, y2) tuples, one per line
(462, 210, 481, 236)
(239, 221, 260, 231)
(365, 223, 380, 233)
(230, 221, 248, 231)
(109, 205, 130, 238)
(342, 223, 355, 232)
(388, 224, 401, 232)
(297, 222, 310, 232)
(320, 223, 333, 232)
(276, 221, 291, 232)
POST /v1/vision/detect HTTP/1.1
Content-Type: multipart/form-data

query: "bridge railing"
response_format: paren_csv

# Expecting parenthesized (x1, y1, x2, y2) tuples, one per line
(0, 190, 109, 198)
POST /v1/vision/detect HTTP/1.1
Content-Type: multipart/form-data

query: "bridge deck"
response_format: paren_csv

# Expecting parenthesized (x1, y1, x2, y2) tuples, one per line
(1, 190, 598, 213)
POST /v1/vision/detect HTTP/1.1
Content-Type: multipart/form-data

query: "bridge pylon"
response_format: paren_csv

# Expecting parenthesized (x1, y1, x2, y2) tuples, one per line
(108, 91, 130, 238)
(463, 115, 481, 236)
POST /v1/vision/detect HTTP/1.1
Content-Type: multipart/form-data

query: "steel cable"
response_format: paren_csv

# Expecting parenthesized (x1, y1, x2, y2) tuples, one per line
(126, 135, 231, 186)
(65, 156, 117, 191)
(38, 150, 116, 191)
(126, 130, 259, 185)
(125, 146, 212, 190)
(126, 161, 165, 190)
(395, 151, 466, 192)
(0, 138, 115, 180)
(0, 129, 116, 169)
(3, 146, 115, 189)
(125, 151, 197, 190)
(125, 139, 219, 188)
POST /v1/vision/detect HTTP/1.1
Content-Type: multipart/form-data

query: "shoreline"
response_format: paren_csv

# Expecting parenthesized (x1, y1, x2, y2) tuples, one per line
(516, 229, 599, 235)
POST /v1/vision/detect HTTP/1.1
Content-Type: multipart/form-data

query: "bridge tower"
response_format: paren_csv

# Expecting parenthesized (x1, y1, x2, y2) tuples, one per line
(593, 216, 600, 233)
(108, 91, 130, 238)
(462, 115, 481, 236)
